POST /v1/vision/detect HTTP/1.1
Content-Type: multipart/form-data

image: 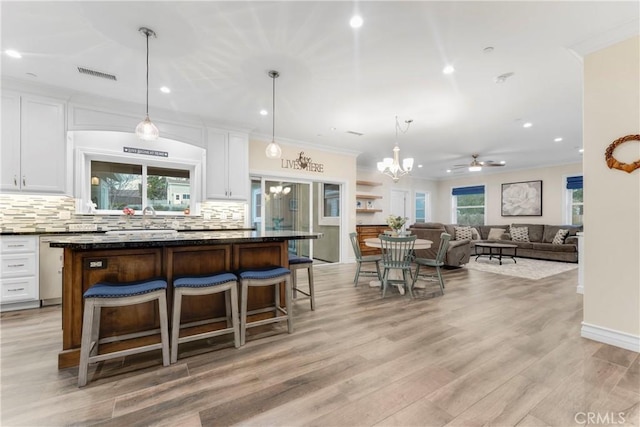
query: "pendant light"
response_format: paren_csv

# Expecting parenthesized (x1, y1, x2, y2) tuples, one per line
(265, 70, 282, 159)
(135, 27, 159, 141)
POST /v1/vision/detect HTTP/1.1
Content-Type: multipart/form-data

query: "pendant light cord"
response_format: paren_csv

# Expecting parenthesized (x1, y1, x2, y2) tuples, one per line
(145, 31, 149, 117)
(272, 73, 276, 141)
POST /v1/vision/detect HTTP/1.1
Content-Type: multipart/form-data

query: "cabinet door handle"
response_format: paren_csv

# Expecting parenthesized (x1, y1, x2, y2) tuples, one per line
(8, 288, 25, 292)
(7, 263, 25, 268)
(22, 176, 26, 186)
(13, 175, 17, 186)
(7, 244, 25, 248)
(229, 191, 232, 197)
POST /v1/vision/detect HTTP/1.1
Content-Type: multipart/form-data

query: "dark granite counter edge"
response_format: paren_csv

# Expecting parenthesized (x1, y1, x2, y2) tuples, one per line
(49, 234, 320, 250)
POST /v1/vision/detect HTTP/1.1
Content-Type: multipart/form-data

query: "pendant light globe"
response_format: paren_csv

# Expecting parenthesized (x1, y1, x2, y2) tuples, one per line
(265, 70, 282, 159)
(135, 27, 159, 141)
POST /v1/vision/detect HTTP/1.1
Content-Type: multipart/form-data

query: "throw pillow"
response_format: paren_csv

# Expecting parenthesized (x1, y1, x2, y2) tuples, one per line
(552, 229, 569, 244)
(471, 227, 481, 240)
(454, 226, 473, 240)
(510, 226, 530, 242)
(487, 228, 506, 241)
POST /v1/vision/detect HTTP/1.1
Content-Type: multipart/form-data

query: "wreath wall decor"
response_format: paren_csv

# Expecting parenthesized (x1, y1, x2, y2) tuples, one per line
(605, 134, 640, 173)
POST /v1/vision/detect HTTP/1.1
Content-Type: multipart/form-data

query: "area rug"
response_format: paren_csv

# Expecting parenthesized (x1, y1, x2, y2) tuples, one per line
(464, 257, 577, 280)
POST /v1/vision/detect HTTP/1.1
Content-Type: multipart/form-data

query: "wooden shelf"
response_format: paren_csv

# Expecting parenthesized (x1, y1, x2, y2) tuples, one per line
(356, 194, 383, 200)
(356, 209, 383, 213)
(356, 180, 382, 187)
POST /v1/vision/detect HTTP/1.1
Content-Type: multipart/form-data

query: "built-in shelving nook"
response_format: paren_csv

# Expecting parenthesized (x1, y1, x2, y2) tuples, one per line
(356, 180, 383, 213)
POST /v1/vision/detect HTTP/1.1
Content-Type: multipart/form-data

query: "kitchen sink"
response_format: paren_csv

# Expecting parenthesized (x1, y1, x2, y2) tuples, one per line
(105, 229, 178, 237)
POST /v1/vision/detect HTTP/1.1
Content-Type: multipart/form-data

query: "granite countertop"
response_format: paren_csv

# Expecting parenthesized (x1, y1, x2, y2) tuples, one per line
(0, 227, 255, 236)
(47, 230, 322, 250)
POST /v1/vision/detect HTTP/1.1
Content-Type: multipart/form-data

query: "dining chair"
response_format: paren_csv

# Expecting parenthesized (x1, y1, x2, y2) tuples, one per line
(379, 234, 416, 298)
(412, 232, 451, 295)
(349, 232, 382, 286)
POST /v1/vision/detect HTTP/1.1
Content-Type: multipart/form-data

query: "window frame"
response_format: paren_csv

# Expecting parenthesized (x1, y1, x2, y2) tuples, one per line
(414, 191, 431, 223)
(564, 175, 583, 225)
(318, 182, 340, 226)
(451, 185, 486, 226)
(74, 131, 206, 216)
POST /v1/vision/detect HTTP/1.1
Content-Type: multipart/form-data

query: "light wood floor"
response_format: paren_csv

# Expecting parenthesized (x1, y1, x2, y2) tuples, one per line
(1, 263, 638, 426)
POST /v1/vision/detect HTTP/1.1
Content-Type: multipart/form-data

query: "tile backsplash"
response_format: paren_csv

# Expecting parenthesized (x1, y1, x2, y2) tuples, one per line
(0, 194, 247, 233)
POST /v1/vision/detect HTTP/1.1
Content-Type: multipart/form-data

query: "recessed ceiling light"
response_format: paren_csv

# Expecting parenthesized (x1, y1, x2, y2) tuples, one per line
(260, 109, 268, 116)
(160, 86, 171, 94)
(446, 169, 452, 173)
(554, 137, 563, 142)
(579, 148, 584, 153)
(331, 127, 337, 131)
(25, 72, 37, 78)
(350, 15, 363, 28)
(442, 65, 455, 75)
(6, 49, 22, 59)
(523, 122, 533, 128)
(418, 164, 423, 168)
(483, 47, 494, 54)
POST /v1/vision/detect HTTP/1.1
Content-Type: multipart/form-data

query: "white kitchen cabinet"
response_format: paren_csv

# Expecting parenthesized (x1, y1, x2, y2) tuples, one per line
(0, 236, 40, 311)
(1, 91, 67, 194)
(206, 127, 249, 200)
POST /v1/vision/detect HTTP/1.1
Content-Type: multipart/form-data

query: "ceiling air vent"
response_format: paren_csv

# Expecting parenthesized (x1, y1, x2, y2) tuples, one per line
(345, 130, 364, 136)
(77, 67, 117, 81)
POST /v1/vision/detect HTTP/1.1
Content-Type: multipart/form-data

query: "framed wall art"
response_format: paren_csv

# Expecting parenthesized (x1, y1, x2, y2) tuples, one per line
(501, 180, 542, 216)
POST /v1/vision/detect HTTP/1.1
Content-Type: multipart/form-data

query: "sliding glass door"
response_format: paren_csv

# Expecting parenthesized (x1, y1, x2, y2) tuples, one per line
(250, 177, 342, 263)
(264, 179, 311, 257)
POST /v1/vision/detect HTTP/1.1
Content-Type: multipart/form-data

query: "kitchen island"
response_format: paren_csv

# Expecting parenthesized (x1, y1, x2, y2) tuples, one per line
(49, 230, 321, 368)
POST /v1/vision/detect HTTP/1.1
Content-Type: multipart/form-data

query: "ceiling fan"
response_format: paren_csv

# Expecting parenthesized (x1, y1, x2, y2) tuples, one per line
(451, 154, 506, 172)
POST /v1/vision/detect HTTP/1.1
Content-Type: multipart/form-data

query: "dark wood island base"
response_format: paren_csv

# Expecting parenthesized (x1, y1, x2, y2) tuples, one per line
(51, 231, 319, 368)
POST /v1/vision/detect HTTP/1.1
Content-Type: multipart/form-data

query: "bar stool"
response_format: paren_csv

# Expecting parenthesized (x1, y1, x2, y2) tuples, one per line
(171, 272, 240, 363)
(238, 266, 293, 346)
(78, 278, 170, 387)
(288, 255, 315, 310)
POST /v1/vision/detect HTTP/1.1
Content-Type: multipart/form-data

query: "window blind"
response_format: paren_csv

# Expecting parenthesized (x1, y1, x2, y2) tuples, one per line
(452, 185, 485, 196)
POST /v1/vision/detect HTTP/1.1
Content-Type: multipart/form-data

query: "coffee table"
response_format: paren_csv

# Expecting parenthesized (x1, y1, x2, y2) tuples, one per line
(474, 242, 517, 265)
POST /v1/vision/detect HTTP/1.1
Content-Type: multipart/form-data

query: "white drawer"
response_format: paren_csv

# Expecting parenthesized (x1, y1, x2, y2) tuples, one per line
(0, 276, 38, 303)
(1, 236, 37, 253)
(0, 253, 37, 278)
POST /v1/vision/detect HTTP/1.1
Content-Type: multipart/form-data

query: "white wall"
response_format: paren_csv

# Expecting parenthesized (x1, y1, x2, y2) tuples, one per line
(356, 168, 439, 226)
(434, 163, 583, 225)
(583, 36, 639, 351)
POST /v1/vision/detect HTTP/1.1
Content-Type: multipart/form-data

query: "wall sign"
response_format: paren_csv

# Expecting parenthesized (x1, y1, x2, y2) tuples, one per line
(123, 146, 169, 157)
(605, 134, 640, 173)
(281, 151, 324, 173)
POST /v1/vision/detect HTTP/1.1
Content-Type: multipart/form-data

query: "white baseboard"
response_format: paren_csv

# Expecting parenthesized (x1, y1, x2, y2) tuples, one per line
(581, 322, 640, 352)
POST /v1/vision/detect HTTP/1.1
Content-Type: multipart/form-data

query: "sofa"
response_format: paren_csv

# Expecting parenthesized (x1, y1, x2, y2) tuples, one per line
(470, 223, 582, 263)
(409, 222, 582, 265)
(408, 223, 472, 267)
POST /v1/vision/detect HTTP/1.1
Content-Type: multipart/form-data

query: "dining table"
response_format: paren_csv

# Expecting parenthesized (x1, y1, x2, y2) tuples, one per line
(364, 236, 433, 292)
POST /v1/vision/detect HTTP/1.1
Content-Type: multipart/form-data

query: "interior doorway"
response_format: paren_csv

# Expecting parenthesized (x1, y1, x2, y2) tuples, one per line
(250, 177, 341, 263)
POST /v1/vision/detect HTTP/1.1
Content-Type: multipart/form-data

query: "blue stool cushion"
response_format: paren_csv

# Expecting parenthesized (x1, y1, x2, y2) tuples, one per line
(288, 255, 312, 265)
(174, 273, 237, 288)
(238, 266, 291, 280)
(84, 279, 167, 299)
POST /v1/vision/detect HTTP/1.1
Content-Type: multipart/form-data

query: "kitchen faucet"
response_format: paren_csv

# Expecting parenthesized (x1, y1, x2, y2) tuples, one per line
(142, 206, 156, 228)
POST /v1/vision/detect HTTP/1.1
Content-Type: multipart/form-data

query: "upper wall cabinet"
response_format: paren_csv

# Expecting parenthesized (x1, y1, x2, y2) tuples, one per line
(206, 127, 249, 200)
(1, 92, 67, 194)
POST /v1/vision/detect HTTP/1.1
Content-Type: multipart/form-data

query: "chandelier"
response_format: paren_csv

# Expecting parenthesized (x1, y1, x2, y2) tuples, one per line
(377, 116, 414, 182)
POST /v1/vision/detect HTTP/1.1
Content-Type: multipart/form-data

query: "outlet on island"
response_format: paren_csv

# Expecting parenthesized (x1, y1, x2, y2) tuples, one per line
(203, 212, 212, 220)
(220, 213, 228, 220)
